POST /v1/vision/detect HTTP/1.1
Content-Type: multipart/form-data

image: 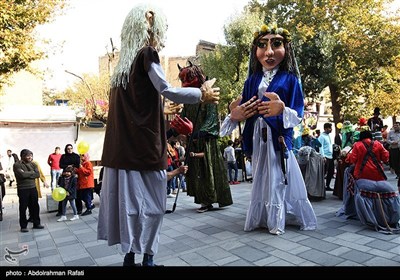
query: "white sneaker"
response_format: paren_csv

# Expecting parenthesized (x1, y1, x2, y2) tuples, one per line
(57, 216, 67, 222)
(167, 194, 176, 198)
(70, 215, 79, 221)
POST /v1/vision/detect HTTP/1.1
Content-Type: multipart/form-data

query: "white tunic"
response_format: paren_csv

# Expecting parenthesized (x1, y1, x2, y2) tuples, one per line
(220, 69, 317, 235)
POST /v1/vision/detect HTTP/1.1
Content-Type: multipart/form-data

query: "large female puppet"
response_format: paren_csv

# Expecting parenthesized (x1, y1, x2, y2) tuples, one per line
(220, 23, 317, 235)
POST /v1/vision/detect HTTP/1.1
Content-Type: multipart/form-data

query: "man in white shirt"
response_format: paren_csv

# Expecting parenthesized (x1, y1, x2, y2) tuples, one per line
(318, 123, 334, 191)
(224, 140, 240, 184)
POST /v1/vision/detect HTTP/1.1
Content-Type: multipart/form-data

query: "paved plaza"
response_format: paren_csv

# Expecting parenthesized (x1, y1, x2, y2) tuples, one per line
(1, 172, 399, 272)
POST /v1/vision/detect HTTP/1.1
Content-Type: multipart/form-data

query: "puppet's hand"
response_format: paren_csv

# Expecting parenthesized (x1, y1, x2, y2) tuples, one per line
(229, 95, 242, 112)
(164, 102, 183, 115)
(259, 92, 285, 117)
(178, 165, 188, 174)
(170, 115, 193, 136)
(264, 92, 280, 100)
(200, 78, 220, 104)
(230, 96, 260, 122)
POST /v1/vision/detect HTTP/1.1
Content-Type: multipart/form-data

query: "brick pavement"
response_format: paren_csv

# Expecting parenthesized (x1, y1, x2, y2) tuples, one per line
(0, 172, 399, 270)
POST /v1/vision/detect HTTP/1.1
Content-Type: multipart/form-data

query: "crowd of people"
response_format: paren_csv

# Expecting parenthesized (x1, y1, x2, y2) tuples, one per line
(0, 144, 99, 231)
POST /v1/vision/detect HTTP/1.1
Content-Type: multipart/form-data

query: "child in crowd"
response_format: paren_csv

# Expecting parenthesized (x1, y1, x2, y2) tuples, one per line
(57, 166, 79, 221)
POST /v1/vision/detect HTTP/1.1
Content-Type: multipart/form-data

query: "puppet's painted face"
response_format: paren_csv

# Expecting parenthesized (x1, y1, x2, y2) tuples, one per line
(178, 67, 202, 88)
(256, 34, 285, 71)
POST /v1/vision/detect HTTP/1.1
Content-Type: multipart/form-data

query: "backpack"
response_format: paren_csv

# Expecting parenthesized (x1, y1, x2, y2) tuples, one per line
(358, 140, 387, 180)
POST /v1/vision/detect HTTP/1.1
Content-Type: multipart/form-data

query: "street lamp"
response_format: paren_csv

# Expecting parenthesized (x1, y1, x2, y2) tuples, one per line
(64, 70, 95, 104)
(64, 70, 97, 116)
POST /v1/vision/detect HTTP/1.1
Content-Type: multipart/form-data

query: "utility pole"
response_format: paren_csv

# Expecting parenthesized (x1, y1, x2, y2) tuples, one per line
(107, 38, 117, 77)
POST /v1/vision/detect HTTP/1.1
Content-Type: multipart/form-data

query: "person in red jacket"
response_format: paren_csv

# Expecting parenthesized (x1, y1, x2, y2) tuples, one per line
(346, 130, 389, 181)
(75, 153, 95, 216)
(343, 129, 399, 233)
(47, 147, 62, 191)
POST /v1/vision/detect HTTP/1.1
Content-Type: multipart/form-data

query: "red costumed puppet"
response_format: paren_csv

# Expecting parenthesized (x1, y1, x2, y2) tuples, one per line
(177, 61, 233, 213)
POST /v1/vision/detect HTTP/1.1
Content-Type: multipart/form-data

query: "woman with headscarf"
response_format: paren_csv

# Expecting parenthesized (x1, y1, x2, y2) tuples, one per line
(55, 144, 80, 217)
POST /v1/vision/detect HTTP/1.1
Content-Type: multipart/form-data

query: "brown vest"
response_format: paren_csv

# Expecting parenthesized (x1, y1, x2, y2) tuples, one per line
(101, 47, 167, 171)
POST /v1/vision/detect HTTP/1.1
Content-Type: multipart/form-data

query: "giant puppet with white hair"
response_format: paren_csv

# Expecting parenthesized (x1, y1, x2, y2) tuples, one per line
(97, 4, 220, 267)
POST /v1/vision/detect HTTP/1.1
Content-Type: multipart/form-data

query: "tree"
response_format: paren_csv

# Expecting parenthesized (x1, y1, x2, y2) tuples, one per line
(200, 7, 264, 116)
(253, 0, 400, 125)
(0, 0, 66, 90)
(60, 73, 110, 124)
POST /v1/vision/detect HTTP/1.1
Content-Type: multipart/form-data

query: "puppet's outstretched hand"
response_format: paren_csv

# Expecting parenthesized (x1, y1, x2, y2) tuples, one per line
(200, 78, 220, 104)
(229, 95, 242, 112)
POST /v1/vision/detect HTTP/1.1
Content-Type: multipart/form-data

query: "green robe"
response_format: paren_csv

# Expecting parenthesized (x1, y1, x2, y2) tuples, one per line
(181, 103, 233, 207)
